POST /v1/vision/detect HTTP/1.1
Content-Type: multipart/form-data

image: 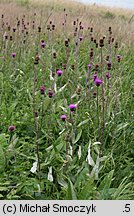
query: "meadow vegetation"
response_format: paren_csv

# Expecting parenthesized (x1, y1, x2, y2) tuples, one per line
(0, 0, 133, 199)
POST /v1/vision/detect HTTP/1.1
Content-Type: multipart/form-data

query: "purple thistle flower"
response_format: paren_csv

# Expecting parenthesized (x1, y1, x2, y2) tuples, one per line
(95, 78, 103, 86)
(69, 104, 77, 112)
(106, 72, 111, 79)
(74, 32, 77, 37)
(11, 52, 16, 58)
(60, 114, 67, 121)
(117, 54, 121, 59)
(56, 70, 63, 76)
(40, 85, 45, 94)
(41, 40, 46, 48)
(48, 90, 54, 98)
(107, 62, 112, 70)
(88, 64, 92, 70)
(79, 36, 83, 41)
(8, 125, 16, 132)
(93, 74, 98, 81)
(117, 54, 121, 62)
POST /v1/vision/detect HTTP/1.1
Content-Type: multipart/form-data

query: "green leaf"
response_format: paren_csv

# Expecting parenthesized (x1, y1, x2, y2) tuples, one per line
(8, 102, 18, 117)
(77, 119, 89, 128)
(116, 123, 129, 132)
(78, 178, 95, 200)
(0, 186, 8, 191)
(0, 134, 7, 146)
(0, 194, 4, 198)
(66, 179, 77, 200)
(0, 143, 5, 173)
(57, 176, 68, 188)
(111, 177, 132, 199)
(99, 170, 114, 190)
(43, 97, 51, 112)
(7, 134, 18, 151)
(73, 130, 82, 144)
(75, 166, 89, 188)
(57, 83, 67, 93)
(52, 135, 65, 152)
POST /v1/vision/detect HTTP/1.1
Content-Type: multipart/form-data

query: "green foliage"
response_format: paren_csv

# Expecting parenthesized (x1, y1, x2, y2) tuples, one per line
(102, 11, 115, 19)
(17, 0, 29, 6)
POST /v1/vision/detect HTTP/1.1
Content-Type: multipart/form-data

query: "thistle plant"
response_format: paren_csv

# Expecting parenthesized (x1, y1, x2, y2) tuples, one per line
(94, 78, 103, 141)
(33, 53, 40, 180)
(99, 38, 105, 142)
(0, 2, 133, 200)
(40, 85, 45, 131)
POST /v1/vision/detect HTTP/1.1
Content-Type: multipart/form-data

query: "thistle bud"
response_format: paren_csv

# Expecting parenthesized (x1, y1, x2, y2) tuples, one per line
(34, 112, 38, 118)
(76, 87, 82, 95)
(40, 85, 45, 94)
(96, 43, 98, 48)
(47, 25, 50, 30)
(63, 64, 67, 70)
(52, 24, 55, 30)
(115, 42, 118, 48)
(53, 52, 56, 59)
(90, 27, 93, 32)
(71, 64, 75, 70)
(95, 64, 99, 71)
(94, 39, 96, 43)
(99, 38, 104, 47)
(38, 26, 41, 32)
(108, 26, 111, 32)
(112, 37, 114, 42)
(73, 21, 76, 25)
(106, 55, 109, 61)
(48, 90, 54, 98)
(107, 62, 112, 70)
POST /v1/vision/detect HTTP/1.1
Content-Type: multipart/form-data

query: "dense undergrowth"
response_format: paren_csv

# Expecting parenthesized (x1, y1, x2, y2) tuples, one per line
(0, 0, 133, 200)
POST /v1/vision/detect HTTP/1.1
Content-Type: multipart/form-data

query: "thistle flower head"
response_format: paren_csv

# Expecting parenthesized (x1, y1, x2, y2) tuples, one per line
(107, 62, 112, 70)
(93, 74, 98, 81)
(60, 114, 67, 121)
(11, 52, 16, 58)
(48, 90, 54, 98)
(69, 104, 77, 112)
(41, 40, 46, 48)
(79, 36, 83, 41)
(106, 73, 111, 79)
(8, 125, 16, 132)
(117, 54, 121, 58)
(88, 64, 92, 70)
(40, 85, 45, 94)
(93, 91, 97, 98)
(56, 70, 63, 76)
(117, 55, 121, 62)
(13, 28, 16, 32)
(95, 78, 103, 86)
(95, 64, 99, 71)
(74, 32, 77, 37)
(34, 112, 38, 118)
